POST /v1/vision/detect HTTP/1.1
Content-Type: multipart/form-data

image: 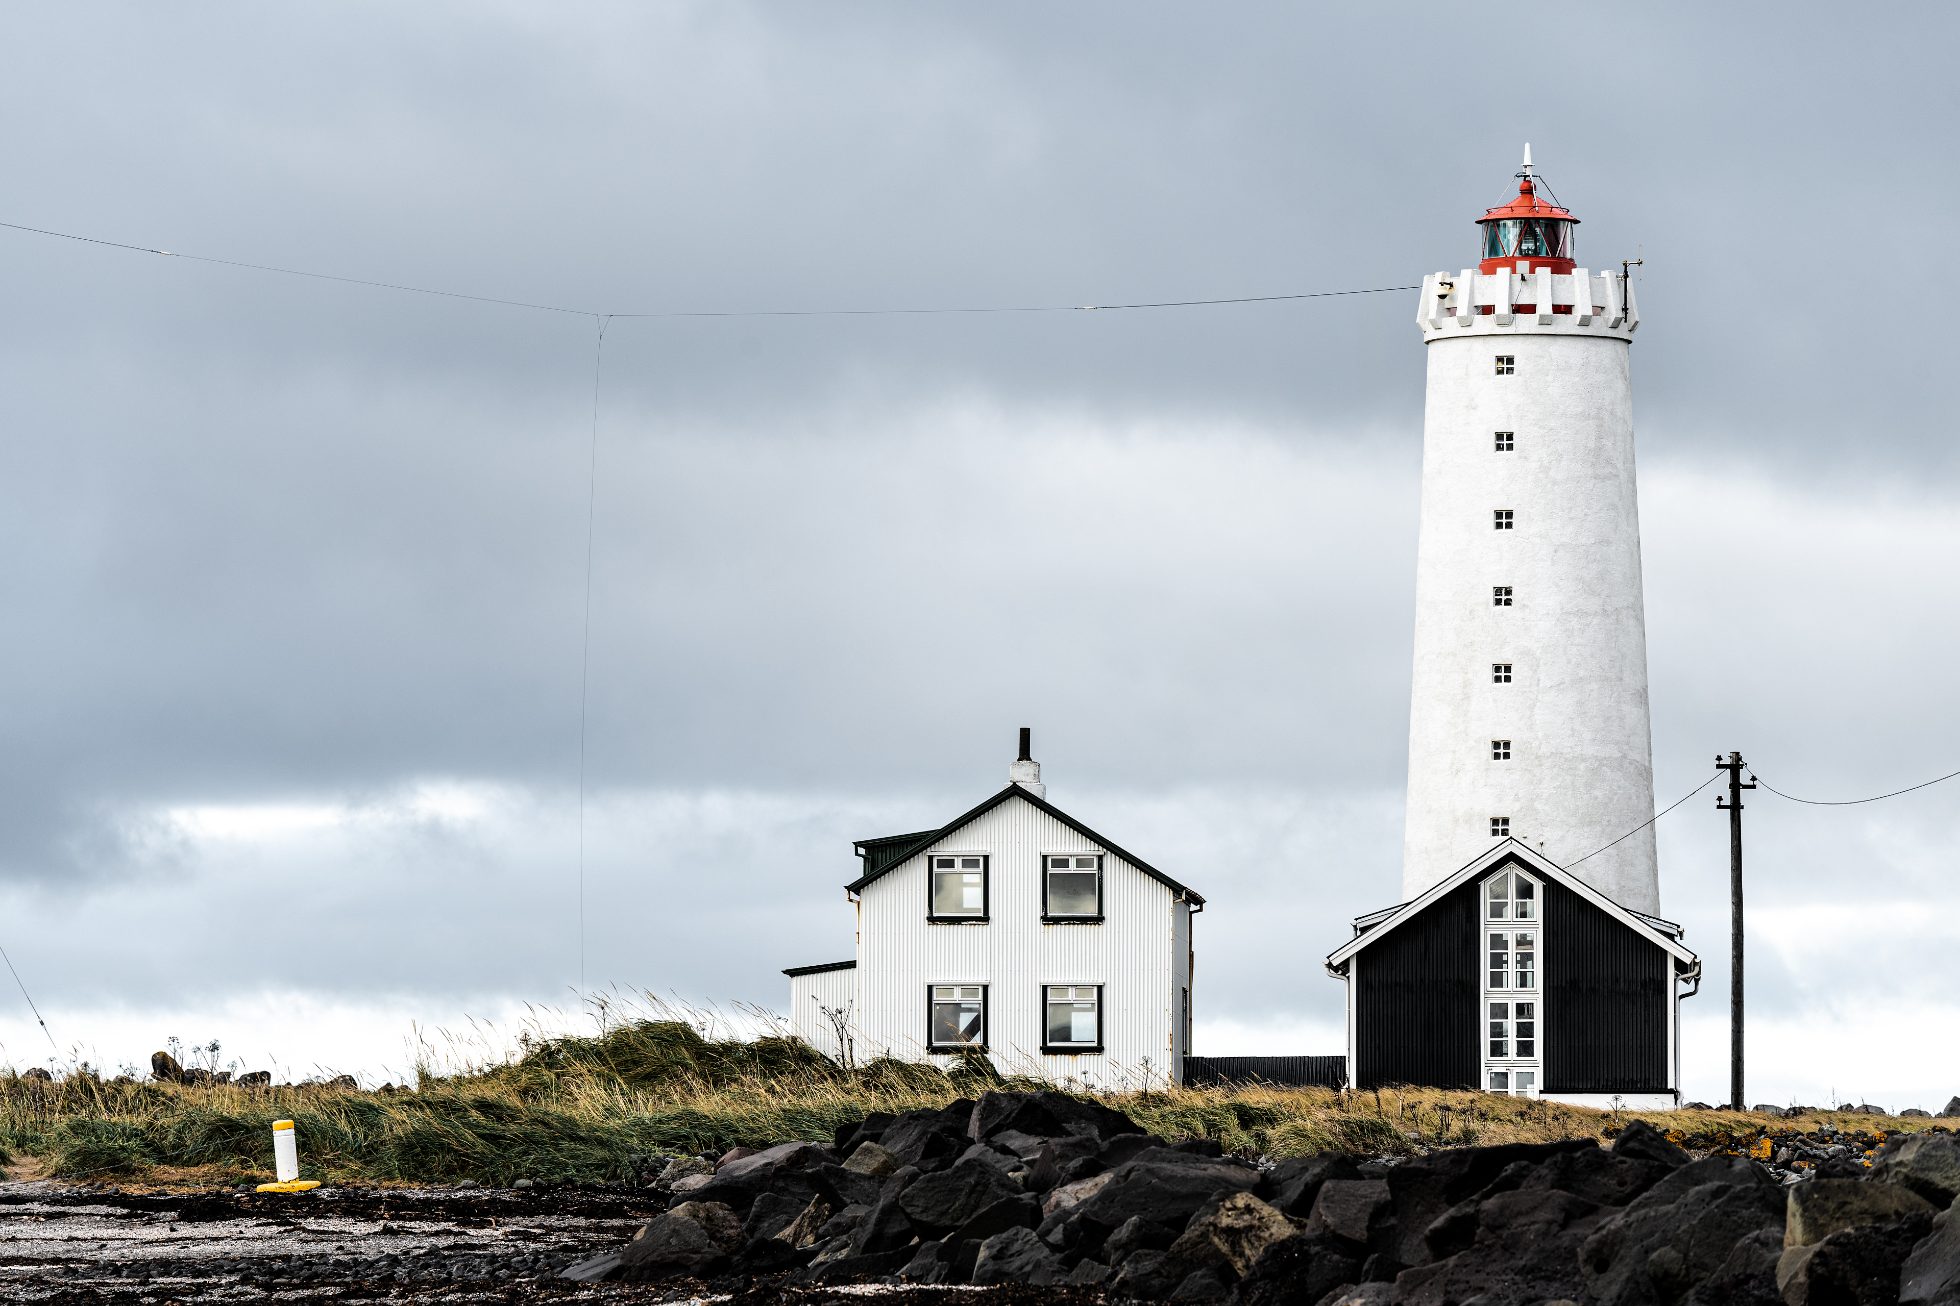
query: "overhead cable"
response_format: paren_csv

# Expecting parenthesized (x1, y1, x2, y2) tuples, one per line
(1564, 769, 1724, 869)
(1, 218, 1417, 320)
(0, 938, 58, 1052)
(1750, 766, 1960, 807)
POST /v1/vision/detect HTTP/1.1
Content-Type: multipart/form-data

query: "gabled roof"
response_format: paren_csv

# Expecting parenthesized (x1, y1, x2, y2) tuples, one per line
(1324, 839, 1697, 972)
(844, 783, 1204, 905)
(782, 960, 856, 978)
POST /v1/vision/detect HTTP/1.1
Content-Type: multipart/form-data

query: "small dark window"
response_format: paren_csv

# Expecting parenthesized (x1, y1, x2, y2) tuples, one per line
(930, 855, 987, 920)
(1493, 586, 1513, 606)
(1493, 663, 1512, 683)
(1044, 855, 1102, 919)
(929, 984, 986, 1049)
(1043, 985, 1102, 1051)
(1491, 739, 1512, 761)
(1494, 509, 1514, 530)
(1494, 430, 1515, 451)
(1490, 816, 1510, 838)
(1494, 355, 1515, 376)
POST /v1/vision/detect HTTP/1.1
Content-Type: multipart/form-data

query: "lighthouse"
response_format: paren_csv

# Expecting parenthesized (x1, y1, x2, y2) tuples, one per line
(1323, 152, 1697, 1103)
(1401, 146, 1660, 916)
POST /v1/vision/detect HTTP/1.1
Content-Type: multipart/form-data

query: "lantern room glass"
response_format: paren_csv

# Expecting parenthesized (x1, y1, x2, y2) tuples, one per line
(1481, 218, 1573, 262)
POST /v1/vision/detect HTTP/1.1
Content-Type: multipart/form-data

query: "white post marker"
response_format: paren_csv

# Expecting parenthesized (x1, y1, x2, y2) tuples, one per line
(256, 1119, 321, 1193)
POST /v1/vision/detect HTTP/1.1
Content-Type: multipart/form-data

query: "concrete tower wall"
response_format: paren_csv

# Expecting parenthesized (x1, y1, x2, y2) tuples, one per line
(1401, 267, 1659, 914)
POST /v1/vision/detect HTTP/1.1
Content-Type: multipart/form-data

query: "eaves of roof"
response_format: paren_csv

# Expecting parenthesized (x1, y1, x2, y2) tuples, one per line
(1324, 839, 1698, 973)
(843, 783, 1205, 906)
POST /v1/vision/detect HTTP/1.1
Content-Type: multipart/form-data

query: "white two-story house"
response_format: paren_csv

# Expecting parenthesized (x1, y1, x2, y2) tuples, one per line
(784, 731, 1204, 1087)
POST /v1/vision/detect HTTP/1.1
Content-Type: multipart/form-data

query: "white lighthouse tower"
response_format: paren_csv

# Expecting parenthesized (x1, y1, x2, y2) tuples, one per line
(1401, 148, 1661, 915)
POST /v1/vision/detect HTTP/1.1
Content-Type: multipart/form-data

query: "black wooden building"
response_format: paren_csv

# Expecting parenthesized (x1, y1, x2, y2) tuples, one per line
(1324, 841, 1700, 1104)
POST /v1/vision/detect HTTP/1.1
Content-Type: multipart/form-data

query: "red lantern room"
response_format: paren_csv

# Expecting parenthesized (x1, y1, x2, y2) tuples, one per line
(1477, 145, 1577, 276)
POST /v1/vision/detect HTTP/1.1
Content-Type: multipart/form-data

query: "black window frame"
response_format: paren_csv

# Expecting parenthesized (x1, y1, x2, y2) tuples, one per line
(1040, 982, 1104, 1055)
(1041, 853, 1105, 923)
(926, 982, 988, 1052)
(926, 853, 990, 924)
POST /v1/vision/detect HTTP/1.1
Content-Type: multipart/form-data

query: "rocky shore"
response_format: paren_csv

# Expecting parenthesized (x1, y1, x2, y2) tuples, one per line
(566, 1089, 1960, 1304)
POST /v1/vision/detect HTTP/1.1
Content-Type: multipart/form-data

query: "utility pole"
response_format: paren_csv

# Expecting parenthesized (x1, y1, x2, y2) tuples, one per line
(1715, 751, 1755, 1110)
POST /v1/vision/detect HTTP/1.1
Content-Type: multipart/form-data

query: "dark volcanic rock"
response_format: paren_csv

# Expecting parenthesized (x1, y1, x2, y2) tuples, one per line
(1380, 1138, 1596, 1264)
(970, 1225, 1066, 1286)
(1160, 1190, 1296, 1282)
(688, 1140, 830, 1212)
(1681, 1227, 1783, 1306)
(1070, 1148, 1261, 1233)
(898, 1157, 1022, 1231)
(877, 1101, 974, 1170)
(969, 1088, 1143, 1146)
(1873, 1132, 1960, 1209)
(1579, 1157, 1786, 1306)
(1306, 1179, 1391, 1248)
(1610, 1119, 1691, 1168)
(1787, 1178, 1936, 1248)
(1259, 1155, 1362, 1218)
(849, 1167, 920, 1255)
(1902, 1196, 1960, 1305)
(1778, 1211, 1938, 1306)
(1233, 1232, 1363, 1306)
(615, 1200, 744, 1282)
(950, 1194, 1041, 1245)
(150, 1050, 186, 1083)
(1397, 1188, 1605, 1306)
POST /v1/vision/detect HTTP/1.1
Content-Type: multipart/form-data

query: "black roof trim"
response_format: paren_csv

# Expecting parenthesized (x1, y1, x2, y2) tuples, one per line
(842, 784, 1205, 905)
(782, 960, 857, 978)
(852, 831, 940, 879)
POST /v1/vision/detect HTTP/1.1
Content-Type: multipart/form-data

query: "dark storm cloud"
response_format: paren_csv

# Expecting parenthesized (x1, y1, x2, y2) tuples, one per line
(2, 3, 1958, 1097)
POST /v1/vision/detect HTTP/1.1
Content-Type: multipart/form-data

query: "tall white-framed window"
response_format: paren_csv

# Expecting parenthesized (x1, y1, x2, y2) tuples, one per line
(1043, 855, 1103, 920)
(928, 984, 987, 1050)
(1493, 509, 1515, 530)
(1488, 930, 1537, 990)
(1042, 984, 1103, 1053)
(1486, 868, 1536, 920)
(929, 855, 989, 921)
(1482, 864, 1541, 1096)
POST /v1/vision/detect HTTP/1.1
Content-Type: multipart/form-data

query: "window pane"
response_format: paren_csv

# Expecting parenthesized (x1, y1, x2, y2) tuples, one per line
(960, 857, 980, 869)
(1048, 870, 1098, 915)
(1488, 1069, 1510, 1092)
(932, 994, 983, 1046)
(934, 870, 984, 915)
(1516, 1071, 1536, 1094)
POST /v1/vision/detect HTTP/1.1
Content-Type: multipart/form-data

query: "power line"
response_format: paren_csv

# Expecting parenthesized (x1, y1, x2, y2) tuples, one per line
(0, 938, 58, 1052)
(1565, 769, 1724, 869)
(1, 218, 1417, 319)
(1750, 765, 1960, 807)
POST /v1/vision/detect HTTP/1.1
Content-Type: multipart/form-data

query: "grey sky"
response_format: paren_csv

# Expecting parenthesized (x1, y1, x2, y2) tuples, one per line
(3, 2, 1957, 1104)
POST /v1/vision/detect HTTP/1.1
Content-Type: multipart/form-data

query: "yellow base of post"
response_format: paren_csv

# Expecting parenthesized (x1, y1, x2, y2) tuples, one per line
(255, 1180, 322, 1193)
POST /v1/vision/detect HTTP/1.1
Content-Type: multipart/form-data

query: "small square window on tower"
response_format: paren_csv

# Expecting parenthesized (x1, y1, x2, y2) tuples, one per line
(1493, 586, 1513, 606)
(1494, 355, 1515, 376)
(1490, 816, 1510, 838)
(1493, 663, 1512, 683)
(1491, 739, 1512, 760)
(1493, 509, 1514, 530)
(1495, 430, 1515, 451)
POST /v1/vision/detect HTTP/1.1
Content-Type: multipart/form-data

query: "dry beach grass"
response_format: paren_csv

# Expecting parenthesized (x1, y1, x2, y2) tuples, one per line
(0, 1013, 1945, 1186)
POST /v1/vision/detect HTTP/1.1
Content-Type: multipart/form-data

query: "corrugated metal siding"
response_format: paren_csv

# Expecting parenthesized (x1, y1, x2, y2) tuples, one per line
(1542, 881, 1669, 1092)
(1185, 1056, 1344, 1088)
(856, 794, 1180, 1089)
(1355, 879, 1480, 1089)
(788, 966, 858, 1065)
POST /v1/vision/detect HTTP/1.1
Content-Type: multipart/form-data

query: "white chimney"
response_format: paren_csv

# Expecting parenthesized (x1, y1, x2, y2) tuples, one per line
(1009, 727, 1045, 799)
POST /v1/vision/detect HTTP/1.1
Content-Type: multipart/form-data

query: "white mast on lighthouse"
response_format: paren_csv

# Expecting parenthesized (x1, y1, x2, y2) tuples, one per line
(1402, 150, 1660, 915)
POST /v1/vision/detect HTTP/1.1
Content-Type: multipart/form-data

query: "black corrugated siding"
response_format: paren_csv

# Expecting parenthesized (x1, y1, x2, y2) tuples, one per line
(1355, 878, 1480, 1089)
(1542, 880, 1669, 1093)
(1184, 1056, 1346, 1088)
